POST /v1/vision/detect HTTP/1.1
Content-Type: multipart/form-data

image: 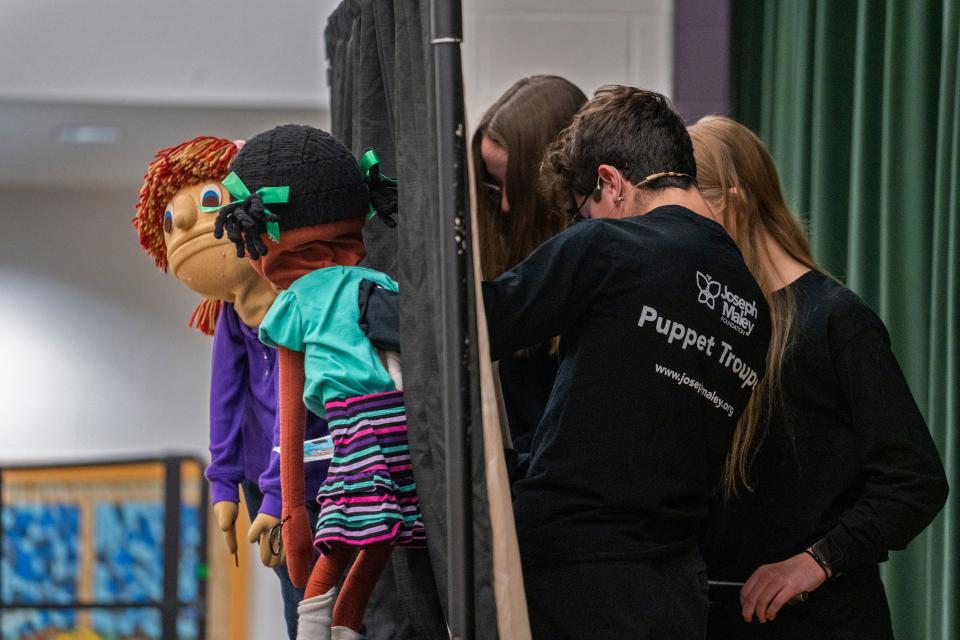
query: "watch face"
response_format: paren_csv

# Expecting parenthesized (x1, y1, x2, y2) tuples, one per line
(813, 538, 843, 566)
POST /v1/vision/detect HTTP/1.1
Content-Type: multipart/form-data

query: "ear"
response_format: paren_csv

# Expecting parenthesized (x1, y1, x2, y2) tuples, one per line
(597, 164, 620, 199)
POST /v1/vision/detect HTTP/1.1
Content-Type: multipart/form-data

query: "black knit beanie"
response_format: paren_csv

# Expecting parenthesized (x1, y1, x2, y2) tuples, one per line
(231, 124, 369, 228)
(214, 124, 398, 259)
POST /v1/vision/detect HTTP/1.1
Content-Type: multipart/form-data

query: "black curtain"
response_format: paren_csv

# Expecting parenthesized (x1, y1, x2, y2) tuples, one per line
(325, 2, 497, 638)
(327, 0, 397, 278)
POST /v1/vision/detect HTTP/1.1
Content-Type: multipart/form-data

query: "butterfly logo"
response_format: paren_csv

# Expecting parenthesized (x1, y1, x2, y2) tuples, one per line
(696, 271, 722, 310)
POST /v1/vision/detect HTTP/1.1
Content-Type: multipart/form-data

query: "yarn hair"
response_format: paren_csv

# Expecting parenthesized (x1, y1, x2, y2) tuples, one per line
(134, 136, 239, 271)
(214, 192, 277, 260)
(367, 169, 399, 228)
(134, 136, 238, 335)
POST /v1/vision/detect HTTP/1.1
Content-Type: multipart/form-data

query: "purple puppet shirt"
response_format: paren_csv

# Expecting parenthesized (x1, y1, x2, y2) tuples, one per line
(204, 303, 328, 518)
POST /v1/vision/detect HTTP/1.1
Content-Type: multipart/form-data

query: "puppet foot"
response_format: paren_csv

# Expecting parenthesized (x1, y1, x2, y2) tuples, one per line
(331, 626, 363, 640)
(296, 587, 336, 640)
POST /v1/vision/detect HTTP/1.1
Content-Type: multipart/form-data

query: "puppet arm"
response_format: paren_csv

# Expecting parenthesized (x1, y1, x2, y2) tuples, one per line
(278, 346, 314, 588)
(212, 502, 239, 559)
(248, 408, 285, 569)
(207, 305, 249, 560)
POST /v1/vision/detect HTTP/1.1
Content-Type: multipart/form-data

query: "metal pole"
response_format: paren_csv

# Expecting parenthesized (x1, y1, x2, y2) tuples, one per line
(162, 457, 182, 640)
(197, 460, 209, 640)
(430, 0, 474, 638)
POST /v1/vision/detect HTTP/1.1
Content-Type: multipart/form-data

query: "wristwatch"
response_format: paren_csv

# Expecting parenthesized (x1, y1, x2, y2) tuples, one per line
(807, 537, 844, 578)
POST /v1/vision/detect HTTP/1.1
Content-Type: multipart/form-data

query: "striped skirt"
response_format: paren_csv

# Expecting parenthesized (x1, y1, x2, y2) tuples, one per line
(313, 390, 426, 553)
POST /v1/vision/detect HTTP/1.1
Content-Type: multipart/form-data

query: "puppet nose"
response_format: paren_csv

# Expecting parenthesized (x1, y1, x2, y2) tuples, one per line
(171, 192, 199, 231)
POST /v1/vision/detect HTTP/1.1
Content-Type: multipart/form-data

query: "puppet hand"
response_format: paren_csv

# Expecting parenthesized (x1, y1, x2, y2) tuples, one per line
(282, 505, 314, 588)
(740, 551, 828, 624)
(213, 501, 239, 558)
(247, 513, 284, 568)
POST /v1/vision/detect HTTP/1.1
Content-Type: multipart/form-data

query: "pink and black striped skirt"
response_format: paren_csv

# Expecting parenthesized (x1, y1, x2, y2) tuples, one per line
(313, 390, 426, 553)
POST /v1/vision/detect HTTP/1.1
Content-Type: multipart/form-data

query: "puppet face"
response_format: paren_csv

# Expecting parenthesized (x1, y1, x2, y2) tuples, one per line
(163, 182, 261, 297)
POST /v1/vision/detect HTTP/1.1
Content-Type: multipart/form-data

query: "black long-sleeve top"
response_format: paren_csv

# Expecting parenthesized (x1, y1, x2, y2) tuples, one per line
(498, 347, 559, 454)
(482, 206, 771, 566)
(701, 270, 948, 580)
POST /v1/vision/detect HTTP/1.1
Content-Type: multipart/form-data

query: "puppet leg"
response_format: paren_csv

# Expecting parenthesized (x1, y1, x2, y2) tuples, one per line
(331, 541, 394, 632)
(297, 544, 355, 640)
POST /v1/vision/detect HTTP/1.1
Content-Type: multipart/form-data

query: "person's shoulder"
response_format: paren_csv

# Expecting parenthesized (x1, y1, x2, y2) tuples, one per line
(531, 219, 616, 257)
(794, 271, 888, 350)
(564, 218, 616, 239)
(628, 205, 736, 247)
(577, 215, 669, 249)
(800, 272, 881, 325)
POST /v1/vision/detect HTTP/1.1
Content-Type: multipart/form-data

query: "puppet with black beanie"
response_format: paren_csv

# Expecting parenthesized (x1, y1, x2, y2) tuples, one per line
(206, 124, 423, 640)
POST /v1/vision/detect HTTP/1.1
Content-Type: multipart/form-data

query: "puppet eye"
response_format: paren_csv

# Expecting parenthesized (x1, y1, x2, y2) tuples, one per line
(163, 207, 173, 233)
(200, 183, 222, 209)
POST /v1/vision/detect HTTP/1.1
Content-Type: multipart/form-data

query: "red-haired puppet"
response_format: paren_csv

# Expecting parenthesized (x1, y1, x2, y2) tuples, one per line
(135, 137, 268, 331)
(207, 125, 423, 640)
(134, 137, 331, 639)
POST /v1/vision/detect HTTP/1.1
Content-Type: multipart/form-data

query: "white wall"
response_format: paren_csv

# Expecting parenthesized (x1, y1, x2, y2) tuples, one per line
(0, 0, 341, 109)
(462, 0, 673, 125)
(0, 187, 211, 459)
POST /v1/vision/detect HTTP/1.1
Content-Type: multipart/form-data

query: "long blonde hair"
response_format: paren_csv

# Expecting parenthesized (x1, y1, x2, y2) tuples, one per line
(688, 115, 821, 497)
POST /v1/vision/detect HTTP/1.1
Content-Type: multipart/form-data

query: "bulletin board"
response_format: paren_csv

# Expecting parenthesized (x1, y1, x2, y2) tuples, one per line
(0, 457, 236, 640)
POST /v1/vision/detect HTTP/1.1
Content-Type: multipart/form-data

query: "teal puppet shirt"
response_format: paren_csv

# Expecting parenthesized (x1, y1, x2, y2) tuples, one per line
(259, 266, 399, 418)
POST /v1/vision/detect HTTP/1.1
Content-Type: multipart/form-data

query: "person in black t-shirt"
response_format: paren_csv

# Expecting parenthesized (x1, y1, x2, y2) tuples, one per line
(479, 87, 771, 639)
(689, 116, 948, 640)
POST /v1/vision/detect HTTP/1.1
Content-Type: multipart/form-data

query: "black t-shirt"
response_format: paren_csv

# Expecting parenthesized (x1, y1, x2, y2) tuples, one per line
(499, 348, 559, 454)
(482, 205, 771, 566)
(701, 270, 948, 580)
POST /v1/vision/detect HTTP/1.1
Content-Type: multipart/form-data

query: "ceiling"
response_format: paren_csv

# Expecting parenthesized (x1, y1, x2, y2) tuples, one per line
(0, 0, 341, 189)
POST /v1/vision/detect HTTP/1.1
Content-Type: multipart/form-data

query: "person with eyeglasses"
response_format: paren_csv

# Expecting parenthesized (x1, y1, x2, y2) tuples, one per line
(357, 86, 773, 638)
(471, 75, 586, 457)
(476, 86, 772, 639)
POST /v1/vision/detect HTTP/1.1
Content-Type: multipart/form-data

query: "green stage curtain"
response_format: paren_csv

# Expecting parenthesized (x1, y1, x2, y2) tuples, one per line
(732, 1, 958, 638)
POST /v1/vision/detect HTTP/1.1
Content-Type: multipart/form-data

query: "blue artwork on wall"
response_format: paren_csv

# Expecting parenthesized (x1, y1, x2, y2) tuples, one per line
(1, 502, 201, 640)
(1, 504, 80, 636)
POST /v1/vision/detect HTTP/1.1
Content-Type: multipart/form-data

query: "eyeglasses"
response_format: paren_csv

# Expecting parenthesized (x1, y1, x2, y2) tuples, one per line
(567, 176, 601, 224)
(481, 181, 502, 202)
(566, 169, 698, 223)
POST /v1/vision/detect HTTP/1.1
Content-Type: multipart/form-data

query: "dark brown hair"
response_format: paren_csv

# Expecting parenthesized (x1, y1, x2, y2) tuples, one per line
(540, 85, 697, 210)
(472, 75, 587, 278)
